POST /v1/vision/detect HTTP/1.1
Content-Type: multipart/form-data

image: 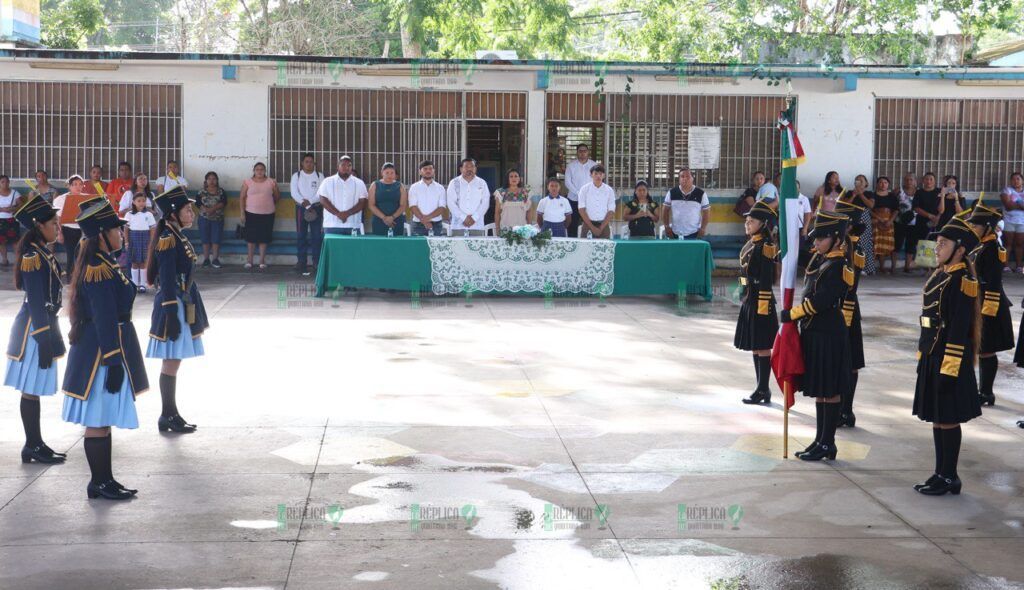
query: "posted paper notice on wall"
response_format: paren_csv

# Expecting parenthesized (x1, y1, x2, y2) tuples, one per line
(688, 127, 721, 170)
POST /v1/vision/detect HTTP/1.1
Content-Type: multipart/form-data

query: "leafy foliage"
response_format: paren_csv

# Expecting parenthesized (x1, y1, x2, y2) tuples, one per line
(41, 0, 106, 49)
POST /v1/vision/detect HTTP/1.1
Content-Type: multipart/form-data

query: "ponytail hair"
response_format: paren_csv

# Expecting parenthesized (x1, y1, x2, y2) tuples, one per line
(12, 225, 46, 290)
(145, 217, 168, 286)
(66, 235, 101, 344)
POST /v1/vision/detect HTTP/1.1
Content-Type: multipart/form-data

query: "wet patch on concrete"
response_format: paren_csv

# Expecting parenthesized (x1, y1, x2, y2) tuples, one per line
(362, 456, 422, 468)
(386, 357, 419, 362)
(373, 481, 413, 490)
(441, 465, 516, 473)
(368, 332, 422, 340)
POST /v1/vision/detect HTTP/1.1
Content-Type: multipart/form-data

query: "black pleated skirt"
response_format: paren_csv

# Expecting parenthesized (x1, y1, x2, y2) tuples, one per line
(980, 305, 1015, 354)
(734, 300, 778, 351)
(799, 325, 851, 398)
(848, 307, 865, 370)
(913, 352, 982, 424)
(1016, 312, 1024, 368)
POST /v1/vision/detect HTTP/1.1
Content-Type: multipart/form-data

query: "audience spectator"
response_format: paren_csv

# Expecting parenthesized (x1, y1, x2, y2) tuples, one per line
(735, 171, 765, 217)
(847, 174, 877, 274)
(0, 174, 23, 268)
(290, 153, 324, 275)
(870, 176, 897, 274)
(239, 162, 281, 271)
(26, 170, 58, 204)
(911, 172, 944, 272)
(624, 180, 659, 239)
(937, 175, 965, 228)
(813, 171, 843, 212)
(120, 173, 157, 217)
(447, 158, 490, 236)
(1001, 171, 1024, 272)
(368, 162, 407, 237)
(896, 173, 918, 272)
(317, 155, 368, 237)
(536, 177, 572, 238)
(563, 144, 597, 237)
(106, 162, 134, 204)
(53, 174, 92, 269)
(155, 159, 189, 193)
(494, 168, 532, 230)
(197, 171, 227, 269)
(663, 168, 710, 240)
(407, 160, 447, 236)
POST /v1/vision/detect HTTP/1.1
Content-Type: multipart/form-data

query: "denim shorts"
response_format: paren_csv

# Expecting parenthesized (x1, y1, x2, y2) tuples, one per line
(199, 216, 224, 245)
(1003, 222, 1024, 233)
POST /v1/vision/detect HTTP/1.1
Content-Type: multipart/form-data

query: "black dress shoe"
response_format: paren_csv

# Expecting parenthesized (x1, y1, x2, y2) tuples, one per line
(917, 476, 962, 496)
(838, 412, 856, 428)
(1017, 419, 1024, 429)
(798, 443, 837, 461)
(158, 414, 197, 433)
(742, 390, 771, 405)
(111, 480, 138, 496)
(87, 480, 134, 500)
(794, 441, 819, 459)
(21, 445, 67, 464)
(913, 474, 940, 491)
(979, 393, 995, 406)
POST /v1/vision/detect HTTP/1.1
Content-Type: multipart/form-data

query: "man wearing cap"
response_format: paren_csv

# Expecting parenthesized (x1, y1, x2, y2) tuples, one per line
(317, 155, 367, 235)
(447, 158, 491, 235)
(290, 153, 324, 275)
(966, 202, 1014, 407)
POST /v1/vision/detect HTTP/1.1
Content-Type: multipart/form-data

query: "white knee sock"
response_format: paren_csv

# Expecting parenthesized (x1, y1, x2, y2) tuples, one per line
(131, 268, 141, 285)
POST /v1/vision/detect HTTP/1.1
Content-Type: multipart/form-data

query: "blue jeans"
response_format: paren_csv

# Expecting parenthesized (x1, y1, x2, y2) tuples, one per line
(324, 228, 355, 236)
(295, 204, 323, 265)
(198, 216, 224, 246)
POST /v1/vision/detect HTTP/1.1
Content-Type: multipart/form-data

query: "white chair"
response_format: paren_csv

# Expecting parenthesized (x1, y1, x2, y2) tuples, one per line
(443, 222, 495, 237)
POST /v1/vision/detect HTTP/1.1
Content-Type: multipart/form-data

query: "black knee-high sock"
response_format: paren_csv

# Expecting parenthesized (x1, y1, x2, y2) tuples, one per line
(932, 427, 943, 475)
(940, 426, 962, 479)
(756, 356, 772, 393)
(844, 372, 858, 414)
(814, 402, 824, 443)
(822, 402, 840, 446)
(159, 373, 177, 417)
(752, 354, 760, 388)
(84, 436, 112, 484)
(978, 356, 997, 396)
(20, 396, 43, 447)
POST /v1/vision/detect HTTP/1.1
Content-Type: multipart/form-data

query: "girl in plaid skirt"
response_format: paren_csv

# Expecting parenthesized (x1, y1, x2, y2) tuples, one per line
(124, 193, 157, 292)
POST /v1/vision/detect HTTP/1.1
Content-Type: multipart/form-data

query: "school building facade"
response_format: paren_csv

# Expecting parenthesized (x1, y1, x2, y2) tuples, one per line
(1, 49, 1023, 257)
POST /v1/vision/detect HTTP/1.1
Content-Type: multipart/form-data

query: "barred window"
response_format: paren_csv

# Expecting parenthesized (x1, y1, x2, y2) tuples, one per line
(0, 81, 182, 182)
(269, 88, 527, 185)
(874, 98, 1024, 192)
(546, 92, 786, 192)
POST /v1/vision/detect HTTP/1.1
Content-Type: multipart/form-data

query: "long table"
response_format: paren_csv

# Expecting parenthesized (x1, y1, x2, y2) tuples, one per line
(314, 235, 714, 299)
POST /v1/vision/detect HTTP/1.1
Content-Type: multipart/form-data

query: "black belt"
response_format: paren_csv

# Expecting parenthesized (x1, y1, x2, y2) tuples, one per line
(920, 316, 942, 329)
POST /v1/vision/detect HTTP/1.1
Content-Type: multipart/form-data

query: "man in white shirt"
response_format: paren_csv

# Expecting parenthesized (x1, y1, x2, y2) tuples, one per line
(663, 168, 710, 239)
(154, 160, 188, 193)
(447, 158, 491, 235)
(317, 155, 367, 235)
(577, 165, 616, 239)
(563, 143, 597, 237)
(290, 152, 325, 274)
(408, 160, 448, 236)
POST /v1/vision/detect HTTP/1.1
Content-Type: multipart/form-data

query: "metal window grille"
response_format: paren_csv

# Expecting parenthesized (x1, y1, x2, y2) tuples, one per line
(874, 98, 1024, 192)
(546, 92, 786, 192)
(0, 81, 182, 182)
(269, 88, 526, 184)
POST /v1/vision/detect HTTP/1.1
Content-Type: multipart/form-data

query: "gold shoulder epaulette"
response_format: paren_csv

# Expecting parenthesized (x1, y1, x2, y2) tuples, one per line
(156, 232, 176, 252)
(84, 262, 114, 283)
(998, 247, 1007, 264)
(762, 243, 778, 259)
(843, 264, 855, 287)
(961, 277, 978, 298)
(853, 250, 865, 269)
(20, 251, 41, 273)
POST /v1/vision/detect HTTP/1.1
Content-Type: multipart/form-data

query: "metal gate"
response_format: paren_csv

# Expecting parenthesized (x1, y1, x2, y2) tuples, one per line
(401, 119, 462, 183)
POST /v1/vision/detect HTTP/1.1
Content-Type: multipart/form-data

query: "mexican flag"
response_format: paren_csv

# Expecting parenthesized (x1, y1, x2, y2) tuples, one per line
(770, 102, 805, 409)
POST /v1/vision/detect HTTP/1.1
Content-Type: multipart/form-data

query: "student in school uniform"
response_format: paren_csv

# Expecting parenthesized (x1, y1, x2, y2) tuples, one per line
(735, 201, 779, 406)
(61, 199, 149, 500)
(535, 178, 573, 238)
(124, 193, 158, 292)
(5, 194, 67, 464)
(146, 187, 209, 434)
(834, 199, 868, 427)
(577, 165, 616, 239)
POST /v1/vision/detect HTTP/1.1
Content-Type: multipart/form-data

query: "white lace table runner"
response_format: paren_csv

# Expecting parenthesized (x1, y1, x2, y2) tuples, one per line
(426, 237, 616, 295)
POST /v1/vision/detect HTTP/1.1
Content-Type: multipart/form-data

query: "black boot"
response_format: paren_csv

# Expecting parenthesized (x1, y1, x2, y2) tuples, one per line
(159, 373, 196, 434)
(84, 436, 131, 500)
(915, 428, 943, 491)
(796, 402, 824, 458)
(839, 372, 857, 427)
(742, 356, 772, 405)
(801, 402, 839, 461)
(20, 396, 65, 464)
(978, 356, 997, 406)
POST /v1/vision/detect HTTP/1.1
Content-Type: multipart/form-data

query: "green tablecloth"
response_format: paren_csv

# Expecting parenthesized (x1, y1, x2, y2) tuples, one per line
(315, 236, 714, 299)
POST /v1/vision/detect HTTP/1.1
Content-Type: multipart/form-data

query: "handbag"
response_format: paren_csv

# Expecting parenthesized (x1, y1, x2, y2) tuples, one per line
(303, 203, 322, 222)
(915, 239, 937, 268)
(235, 221, 245, 240)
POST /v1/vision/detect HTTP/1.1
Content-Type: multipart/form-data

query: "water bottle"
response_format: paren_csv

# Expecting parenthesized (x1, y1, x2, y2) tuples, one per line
(622, 224, 630, 240)
(587, 230, 593, 239)
(428, 227, 434, 237)
(387, 227, 394, 238)
(464, 228, 470, 237)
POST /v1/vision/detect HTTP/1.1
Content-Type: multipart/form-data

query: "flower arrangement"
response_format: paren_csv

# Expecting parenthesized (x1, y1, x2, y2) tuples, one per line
(500, 225, 552, 248)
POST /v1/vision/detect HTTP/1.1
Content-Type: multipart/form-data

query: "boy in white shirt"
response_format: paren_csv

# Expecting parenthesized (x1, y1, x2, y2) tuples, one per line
(536, 178, 573, 237)
(290, 152, 325, 273)
(577, 165, 616, 239)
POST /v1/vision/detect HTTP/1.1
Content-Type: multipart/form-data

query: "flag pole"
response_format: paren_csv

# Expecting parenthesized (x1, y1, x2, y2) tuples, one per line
(783, 383, 790, 459)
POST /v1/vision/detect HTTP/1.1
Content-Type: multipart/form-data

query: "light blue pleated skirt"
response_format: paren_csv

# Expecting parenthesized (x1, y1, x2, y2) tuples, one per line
(146, 299, 205, 360)
(4, 327, 58, 396)
(61, 365, 139, 429)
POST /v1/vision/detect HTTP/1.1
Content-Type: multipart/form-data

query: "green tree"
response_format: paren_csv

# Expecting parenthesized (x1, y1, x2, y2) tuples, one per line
(41, 0, 106, 49)
(97, 0, 176, 49)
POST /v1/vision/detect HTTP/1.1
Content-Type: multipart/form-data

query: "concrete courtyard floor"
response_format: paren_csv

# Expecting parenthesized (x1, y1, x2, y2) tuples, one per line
(0, 265, 1023, 590)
